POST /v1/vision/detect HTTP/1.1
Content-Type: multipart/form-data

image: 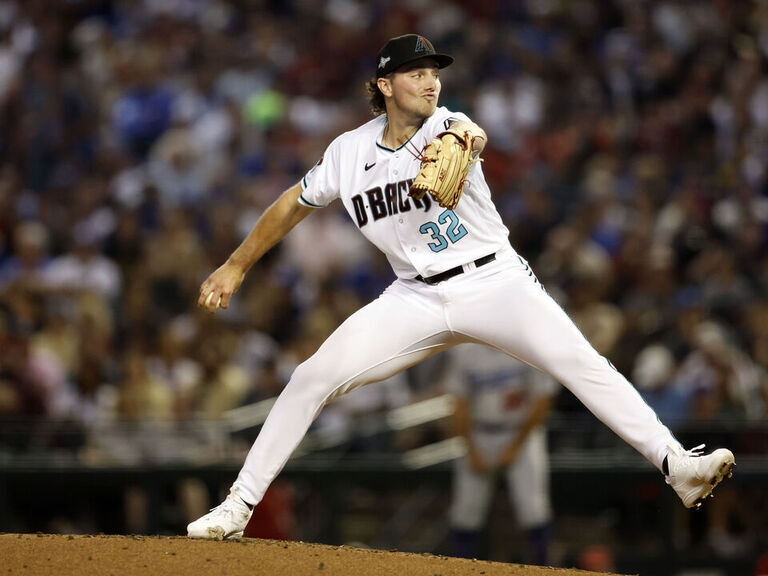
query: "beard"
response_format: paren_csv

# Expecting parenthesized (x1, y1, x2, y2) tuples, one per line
(418, 99, 438, 118)
(397, 96, 437, 120)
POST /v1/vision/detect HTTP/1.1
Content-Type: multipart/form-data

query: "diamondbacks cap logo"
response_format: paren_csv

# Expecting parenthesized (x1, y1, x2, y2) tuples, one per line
(414, 36, 433, 54)
(378, 56, 391, 69)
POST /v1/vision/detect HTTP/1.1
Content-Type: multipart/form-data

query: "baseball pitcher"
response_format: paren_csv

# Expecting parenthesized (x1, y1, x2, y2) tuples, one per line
(188, 34, 735, 541)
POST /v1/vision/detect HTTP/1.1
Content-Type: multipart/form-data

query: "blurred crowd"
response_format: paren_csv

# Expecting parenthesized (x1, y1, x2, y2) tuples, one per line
(0, 0, 767, 451)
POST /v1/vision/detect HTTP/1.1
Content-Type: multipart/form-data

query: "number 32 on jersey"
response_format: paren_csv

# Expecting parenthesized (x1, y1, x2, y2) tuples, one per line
(419, 209, 467, 252)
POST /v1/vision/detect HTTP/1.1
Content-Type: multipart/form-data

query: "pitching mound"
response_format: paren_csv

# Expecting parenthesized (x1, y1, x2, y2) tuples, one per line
(0, 534, 625, 576)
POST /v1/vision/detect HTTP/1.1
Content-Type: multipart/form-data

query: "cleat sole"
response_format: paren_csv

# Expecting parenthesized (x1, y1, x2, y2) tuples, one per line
(187, 526, 240, 540)
(693, 459, 735, 509)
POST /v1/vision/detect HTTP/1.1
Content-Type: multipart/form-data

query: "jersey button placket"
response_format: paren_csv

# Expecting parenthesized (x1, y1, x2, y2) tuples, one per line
(389, 157, 409, 265)
(392, 152, 420, 272)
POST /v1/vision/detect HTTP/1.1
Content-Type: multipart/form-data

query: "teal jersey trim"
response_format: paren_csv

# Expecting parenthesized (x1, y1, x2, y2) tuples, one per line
(299, 193, 323, 208)
(376, 119, 425, 152)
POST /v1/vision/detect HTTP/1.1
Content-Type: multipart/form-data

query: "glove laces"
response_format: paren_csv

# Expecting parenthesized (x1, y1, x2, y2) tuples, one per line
(402, 136, 429, 163)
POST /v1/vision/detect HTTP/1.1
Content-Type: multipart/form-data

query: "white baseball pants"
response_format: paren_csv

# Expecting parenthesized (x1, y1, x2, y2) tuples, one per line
(235, 247, 679, 506)
(451, 427, 551, 530)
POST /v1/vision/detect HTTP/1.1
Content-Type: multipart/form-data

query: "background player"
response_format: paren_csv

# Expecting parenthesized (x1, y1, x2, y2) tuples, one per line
(446, 344, 556, 565)
(187, 34, 735, 541)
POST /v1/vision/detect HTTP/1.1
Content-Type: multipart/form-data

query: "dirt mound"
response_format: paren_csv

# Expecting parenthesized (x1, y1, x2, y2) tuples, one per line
(0, 534, 625, 576)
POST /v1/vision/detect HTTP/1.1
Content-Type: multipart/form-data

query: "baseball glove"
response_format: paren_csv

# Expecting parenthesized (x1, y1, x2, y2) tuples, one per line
(409, 126, 481, 210)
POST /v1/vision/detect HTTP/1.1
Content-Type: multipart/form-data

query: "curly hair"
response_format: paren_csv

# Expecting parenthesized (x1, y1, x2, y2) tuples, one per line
(365, 77, 386, 116)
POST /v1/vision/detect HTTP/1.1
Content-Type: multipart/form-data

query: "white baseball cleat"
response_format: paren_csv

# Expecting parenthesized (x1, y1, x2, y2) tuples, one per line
(665, 444, 735, 509)
(187, 485, 253, 540)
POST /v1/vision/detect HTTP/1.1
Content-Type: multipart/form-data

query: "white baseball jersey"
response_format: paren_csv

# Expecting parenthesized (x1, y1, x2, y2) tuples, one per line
(299, 107, 511, 279)
(444, 344, 558, 429)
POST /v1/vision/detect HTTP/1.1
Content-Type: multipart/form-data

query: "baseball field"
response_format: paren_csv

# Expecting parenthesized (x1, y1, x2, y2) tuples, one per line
(0, 534, 622, 576)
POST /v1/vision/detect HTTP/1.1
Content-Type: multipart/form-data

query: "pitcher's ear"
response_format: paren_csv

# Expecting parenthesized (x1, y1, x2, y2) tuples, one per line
(377, 76, 393, 98)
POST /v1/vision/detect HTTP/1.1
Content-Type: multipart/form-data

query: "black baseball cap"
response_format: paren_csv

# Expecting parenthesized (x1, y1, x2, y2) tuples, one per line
(375, 34, 454, 78)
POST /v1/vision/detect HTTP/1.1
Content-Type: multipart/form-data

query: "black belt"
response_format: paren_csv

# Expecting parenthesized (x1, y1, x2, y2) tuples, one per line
(414, 252, 496, 285)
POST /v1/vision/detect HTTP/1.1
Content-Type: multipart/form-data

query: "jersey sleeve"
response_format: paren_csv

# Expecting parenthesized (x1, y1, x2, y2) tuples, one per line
(299, 135, 343, 208)
(423, 107, 474, 142)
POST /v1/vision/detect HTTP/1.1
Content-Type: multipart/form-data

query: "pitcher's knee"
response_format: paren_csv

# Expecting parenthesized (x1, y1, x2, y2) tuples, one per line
(284, 365, 334, 404)
(542, 346, 586, 373)
(285, 361, 354, 406)
(543, 346, 608, 383)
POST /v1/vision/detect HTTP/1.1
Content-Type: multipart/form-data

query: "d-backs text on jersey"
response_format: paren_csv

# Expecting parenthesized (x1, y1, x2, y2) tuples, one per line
(351, 178, 432, 228)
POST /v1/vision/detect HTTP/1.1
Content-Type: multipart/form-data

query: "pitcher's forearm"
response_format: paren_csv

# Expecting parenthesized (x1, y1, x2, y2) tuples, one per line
(227, 183, 313, 273)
